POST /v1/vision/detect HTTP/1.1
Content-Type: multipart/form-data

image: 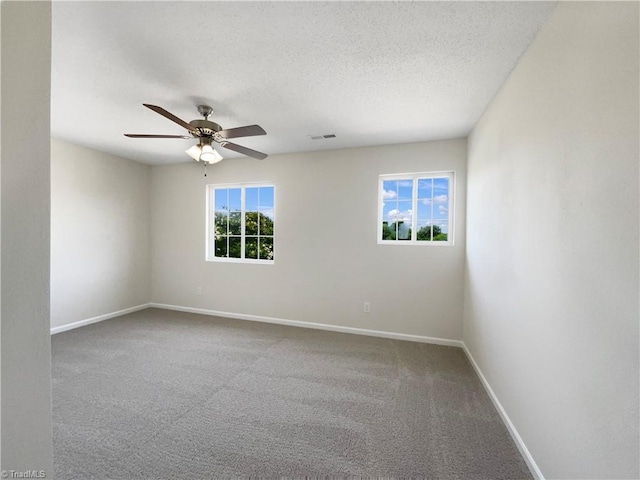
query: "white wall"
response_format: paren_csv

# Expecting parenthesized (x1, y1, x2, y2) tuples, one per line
(151, 139, 467, 340)
(51, 139, 151, 329)
(464, 2, 639, 479)
(1, 1, 53, 472)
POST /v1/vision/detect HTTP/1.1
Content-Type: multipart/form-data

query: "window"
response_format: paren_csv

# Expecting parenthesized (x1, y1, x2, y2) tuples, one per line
(378, 172, 454, 245)
(207, 184, 275, 263)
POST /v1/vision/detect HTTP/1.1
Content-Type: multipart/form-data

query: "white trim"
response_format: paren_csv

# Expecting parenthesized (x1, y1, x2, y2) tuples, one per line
(149, 302, 463, 348)
(461, 342, 544, 480)
(50, 303, 151, 335)
(378, 171, 455, 246)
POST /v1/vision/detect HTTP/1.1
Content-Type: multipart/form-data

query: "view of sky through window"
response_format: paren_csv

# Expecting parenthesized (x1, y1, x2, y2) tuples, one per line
(381, 174, 451, 243)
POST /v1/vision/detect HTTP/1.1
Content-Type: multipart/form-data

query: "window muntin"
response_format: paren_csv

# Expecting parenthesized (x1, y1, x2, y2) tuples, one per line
(379, 172, 454, 245)
(207, 184, 275, 262)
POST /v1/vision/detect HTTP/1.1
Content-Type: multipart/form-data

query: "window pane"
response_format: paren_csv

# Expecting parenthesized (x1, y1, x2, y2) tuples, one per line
(259, 186, 274, 207)
(433, 177, 449, 219)
(259, 211, 274, 235)
(382, 180, 398, 202)
(386, 197, 412, 241)
(214, 211, 229, 235)
(215, 236, 228, 256)
(229, 212, 241, 235)
(416, 221, 433, 241)
(214, 189, 228, 212)
(258, 186, 274, 235)
(397, 221, 411, 240)
(258, 206, 274, 222)
(433, 177, 449, 197)
(382, 221, 395, 240)
(434, 202, 449, 220)
(397, 180, 413, 200)
(433, 221, 448, 242)
(260, 237, 274, 260)
(382, 201, 397, 223)
(228, 237, 241, 258)
(245, 237, 258, 259)
(397, 200, 413, 224)
(417, 199, 432, 222)
(245, 211, 259, 235)
(228, 188, 241, 211)
(245, 187, 259, 212)
(417, 178, 433, 200)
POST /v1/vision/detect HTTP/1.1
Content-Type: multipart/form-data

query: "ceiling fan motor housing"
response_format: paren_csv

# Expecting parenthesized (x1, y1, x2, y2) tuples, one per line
(189, 119, 222, 138)
(190, 105, 221, 138)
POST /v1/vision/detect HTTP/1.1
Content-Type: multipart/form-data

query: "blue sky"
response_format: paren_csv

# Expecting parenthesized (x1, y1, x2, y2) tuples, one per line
(214, 186, 275, 220)
(382, 177, 449, 233)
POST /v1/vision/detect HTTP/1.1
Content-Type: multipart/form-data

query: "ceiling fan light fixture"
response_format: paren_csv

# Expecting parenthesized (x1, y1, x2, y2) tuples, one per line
(199, 144, 223, 164)
(185, 144, 202, 161)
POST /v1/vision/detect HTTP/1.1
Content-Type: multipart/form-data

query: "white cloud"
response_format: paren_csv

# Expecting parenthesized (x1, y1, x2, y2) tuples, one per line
(382, 189, 397, 200)
(438, 205, 448, 215)
(387, 208, 412, 223)
(420, 195, 447, 206)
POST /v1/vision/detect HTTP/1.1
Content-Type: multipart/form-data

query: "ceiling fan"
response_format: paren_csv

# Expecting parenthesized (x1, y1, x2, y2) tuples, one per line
(124, 104, 268, 163)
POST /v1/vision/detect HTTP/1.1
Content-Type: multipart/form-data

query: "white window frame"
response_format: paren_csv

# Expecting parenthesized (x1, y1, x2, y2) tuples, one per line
(378, 171, 455, 246)
(206, 182, 275, 264)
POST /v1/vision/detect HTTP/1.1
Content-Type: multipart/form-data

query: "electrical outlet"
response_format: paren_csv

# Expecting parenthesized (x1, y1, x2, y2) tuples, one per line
(196, 286, 203, 296)
(363, 302, 371, 313)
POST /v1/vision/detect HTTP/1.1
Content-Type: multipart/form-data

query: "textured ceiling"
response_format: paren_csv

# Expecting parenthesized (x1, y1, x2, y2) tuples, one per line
(51, 1, 556, 165)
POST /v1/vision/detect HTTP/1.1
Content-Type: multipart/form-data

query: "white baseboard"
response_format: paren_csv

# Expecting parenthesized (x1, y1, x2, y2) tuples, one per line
(50, 303, 151, 335)
(461, 343, 544, 480)
(149, 302, 464, 348)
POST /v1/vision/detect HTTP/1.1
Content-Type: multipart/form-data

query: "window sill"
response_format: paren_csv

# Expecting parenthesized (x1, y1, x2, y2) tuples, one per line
(377, 240, 454, 247)
(206, 257, 275, 265)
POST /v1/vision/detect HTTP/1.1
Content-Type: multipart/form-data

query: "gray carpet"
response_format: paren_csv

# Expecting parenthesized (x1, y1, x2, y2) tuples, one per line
(52, 308, 531, 479)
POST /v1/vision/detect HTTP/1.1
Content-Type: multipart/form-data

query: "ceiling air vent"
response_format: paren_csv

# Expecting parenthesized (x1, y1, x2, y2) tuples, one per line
(309, 134, 336, 140)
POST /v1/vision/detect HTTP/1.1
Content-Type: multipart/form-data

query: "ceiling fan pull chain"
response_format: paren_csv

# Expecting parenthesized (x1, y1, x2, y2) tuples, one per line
(204, 162, 207, 177)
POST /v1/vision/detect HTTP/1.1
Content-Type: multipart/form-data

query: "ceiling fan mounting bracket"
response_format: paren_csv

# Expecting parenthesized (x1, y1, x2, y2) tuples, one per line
(197, 105, 213, 120)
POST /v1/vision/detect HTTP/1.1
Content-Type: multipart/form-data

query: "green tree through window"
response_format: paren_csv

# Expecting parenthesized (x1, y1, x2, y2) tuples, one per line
(416, 224, 447, 242)
(209, 185, 275, 262)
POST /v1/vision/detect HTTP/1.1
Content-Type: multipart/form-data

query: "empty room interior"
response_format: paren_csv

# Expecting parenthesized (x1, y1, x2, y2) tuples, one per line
(1, 1, 638, 479)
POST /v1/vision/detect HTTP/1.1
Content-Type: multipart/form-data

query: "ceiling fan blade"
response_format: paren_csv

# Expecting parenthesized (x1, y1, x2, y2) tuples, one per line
(124, 134, 192, 139)
(217, 125, 266, 139)
(220, 141, 268, 160)
(143, 104, 196, 132)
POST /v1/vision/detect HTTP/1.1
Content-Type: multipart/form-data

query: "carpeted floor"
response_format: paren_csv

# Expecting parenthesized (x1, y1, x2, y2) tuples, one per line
(52, 308, 531, 479)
